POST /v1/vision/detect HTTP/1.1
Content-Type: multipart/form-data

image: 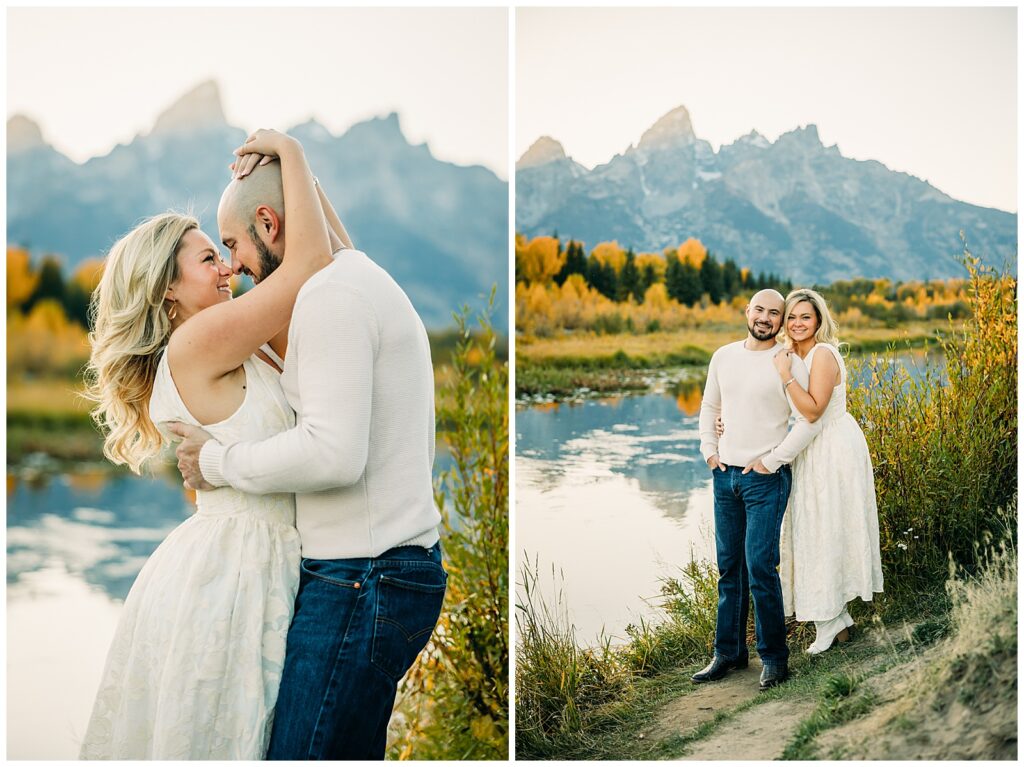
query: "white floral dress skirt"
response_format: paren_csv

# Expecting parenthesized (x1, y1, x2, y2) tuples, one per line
(779, 343, 884, 622)
(80, 352, 299, 759)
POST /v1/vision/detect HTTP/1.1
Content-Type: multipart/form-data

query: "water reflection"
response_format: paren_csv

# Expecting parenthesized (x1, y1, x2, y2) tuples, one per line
(516, 388, 718, 642)
(516, 390, 710, 522)
(7, 468, 193, 601)
(7, 564, 123, 759)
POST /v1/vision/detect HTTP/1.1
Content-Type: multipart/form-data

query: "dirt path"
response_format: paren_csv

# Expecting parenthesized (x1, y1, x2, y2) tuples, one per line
(646, 658, 764, 742)
(642, 657, 815, 760)
(679, 698, 816, 760)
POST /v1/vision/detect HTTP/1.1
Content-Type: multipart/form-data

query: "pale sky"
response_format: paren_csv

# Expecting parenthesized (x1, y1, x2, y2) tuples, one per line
(7, 7, 508, 178)
(518, 7, 1016, 213)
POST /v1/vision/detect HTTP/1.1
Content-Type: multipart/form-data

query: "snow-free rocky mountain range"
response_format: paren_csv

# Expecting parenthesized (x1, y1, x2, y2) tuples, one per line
(517, 106, 1016, 283)
(8, 81, 508, 329)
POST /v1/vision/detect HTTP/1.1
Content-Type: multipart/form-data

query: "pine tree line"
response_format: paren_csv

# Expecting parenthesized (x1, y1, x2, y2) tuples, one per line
(535, 236, 792, 307)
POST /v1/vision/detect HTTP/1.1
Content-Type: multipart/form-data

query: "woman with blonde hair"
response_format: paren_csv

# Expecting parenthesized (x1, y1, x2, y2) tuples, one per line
(773, 287, 884, 654)
(80, 129, 349, 758)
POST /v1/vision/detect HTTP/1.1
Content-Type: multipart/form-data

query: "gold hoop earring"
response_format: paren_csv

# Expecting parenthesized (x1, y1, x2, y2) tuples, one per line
(168, 302, 178, 321)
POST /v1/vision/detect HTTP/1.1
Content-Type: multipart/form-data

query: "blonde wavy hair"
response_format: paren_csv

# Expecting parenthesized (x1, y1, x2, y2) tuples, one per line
(84, 212, 198, 473)
(779, 287, 844, 350)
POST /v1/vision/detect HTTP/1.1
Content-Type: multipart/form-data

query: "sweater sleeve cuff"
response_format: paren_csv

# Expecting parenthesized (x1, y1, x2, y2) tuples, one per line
(700, 443, 719, 462)
(762, 452, 784, 474)
(199, 440, 230, 488)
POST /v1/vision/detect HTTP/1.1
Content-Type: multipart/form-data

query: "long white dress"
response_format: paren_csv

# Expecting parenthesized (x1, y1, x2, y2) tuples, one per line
(79, 350, 300, 759)
(779, 343, 884, 622)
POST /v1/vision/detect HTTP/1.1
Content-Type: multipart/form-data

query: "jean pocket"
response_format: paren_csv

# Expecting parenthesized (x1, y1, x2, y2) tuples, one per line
(300, 558, 369, 589)
(371, 569, 448, 681)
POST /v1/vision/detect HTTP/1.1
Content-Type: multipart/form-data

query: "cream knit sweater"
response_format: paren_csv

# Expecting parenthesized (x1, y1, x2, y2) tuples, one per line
(698, 340, 822, 473)
(199, 250, 440, 559)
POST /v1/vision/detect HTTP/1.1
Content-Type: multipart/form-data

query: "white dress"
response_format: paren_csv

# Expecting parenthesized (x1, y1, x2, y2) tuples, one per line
(80, 350, 300, 760)
(779, 343, 884, 622)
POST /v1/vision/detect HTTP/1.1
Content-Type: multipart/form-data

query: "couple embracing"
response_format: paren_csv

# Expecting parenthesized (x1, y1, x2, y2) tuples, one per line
(694, 289, 884, 691)
(80, 130, 445, 759)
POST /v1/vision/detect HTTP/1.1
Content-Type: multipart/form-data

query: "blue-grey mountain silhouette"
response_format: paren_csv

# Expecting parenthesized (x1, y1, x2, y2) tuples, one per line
(8, 80, 508, 328)
(516, 106, 1016, 282)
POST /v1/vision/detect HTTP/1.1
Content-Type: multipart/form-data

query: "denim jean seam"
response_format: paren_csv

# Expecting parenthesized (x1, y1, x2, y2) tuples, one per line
(306, 572, 375, 758)
(300, 560, 371, 589)
(369, 565, 447, 681)
(301, 571, 363, 589)
(375, 616, 436, 644)
(763, 470, 790, 664)
(374, 559, 444, 569)
(378, 573, 448, 594)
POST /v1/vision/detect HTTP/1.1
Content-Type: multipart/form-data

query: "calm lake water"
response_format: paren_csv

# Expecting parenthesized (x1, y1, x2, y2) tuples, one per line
(7, 466, 190, 759)
(515, 350, 943, 645)
(7, 448, 453, 760)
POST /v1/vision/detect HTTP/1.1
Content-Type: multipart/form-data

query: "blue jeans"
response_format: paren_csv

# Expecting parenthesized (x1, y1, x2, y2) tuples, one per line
(266, 542, 447, 760)
(711, 465, 791, 667)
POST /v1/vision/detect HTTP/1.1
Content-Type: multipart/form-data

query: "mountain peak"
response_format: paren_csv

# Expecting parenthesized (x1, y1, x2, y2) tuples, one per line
(289, 117, 334, 142)
(638, 106, 696, 151)
(151, 79, 227, 136)
(344, 111, 406, 141)
(779, 123, 822, 147)
(737, 129, 771, 149)
(7, 114, 47, 153)
(517, 136, 568, 169)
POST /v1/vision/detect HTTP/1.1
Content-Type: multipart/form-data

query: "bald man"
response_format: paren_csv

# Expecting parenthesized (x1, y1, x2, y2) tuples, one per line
(693, 289, 822, 691)
(216, 159, 349, 288)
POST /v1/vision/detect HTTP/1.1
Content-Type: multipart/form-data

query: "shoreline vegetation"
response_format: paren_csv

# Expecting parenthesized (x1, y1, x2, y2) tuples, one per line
(515, 253, 1017, 760)
(7, 329, 507, 469)
(516, 322, 953, 400)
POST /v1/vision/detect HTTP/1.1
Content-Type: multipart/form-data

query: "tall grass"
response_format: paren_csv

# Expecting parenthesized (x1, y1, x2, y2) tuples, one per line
(516, 561, 631, 755)
(848, 252, 1017, 601)
(515, 557, 720, 758)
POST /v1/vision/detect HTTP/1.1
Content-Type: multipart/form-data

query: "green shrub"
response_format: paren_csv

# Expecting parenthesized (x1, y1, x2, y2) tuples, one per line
(390, 296, 509, 760)
(848, 252, 1017, 603)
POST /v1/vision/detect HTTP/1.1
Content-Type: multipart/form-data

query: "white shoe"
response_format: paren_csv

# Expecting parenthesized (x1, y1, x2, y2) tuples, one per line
(806, 613, 851, 655)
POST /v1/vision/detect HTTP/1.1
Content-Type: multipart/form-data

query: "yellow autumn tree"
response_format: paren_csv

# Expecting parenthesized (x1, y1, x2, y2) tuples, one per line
(7, 247, 39, 312)
(516, 236, 564, 285)
(676, 237, 707, 268)
(71, 258, 105, 294)
(643, 282, 671, 309)
(591, 241, 626, 274)
(8, 298, 90, 376)
(635, 252, 667, 283)
(559, 273, 590, 302)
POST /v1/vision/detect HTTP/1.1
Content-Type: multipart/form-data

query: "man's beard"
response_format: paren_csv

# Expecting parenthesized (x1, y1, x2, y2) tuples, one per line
(248, 224, 282, 282)
(747, 320, 780, 341)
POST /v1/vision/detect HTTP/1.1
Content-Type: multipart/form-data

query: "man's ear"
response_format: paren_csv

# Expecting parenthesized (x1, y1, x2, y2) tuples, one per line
(254, 205, 283, 244)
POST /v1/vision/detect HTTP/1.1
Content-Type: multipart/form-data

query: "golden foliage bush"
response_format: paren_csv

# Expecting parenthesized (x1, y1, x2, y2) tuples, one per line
(8, 299, 90, 377)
